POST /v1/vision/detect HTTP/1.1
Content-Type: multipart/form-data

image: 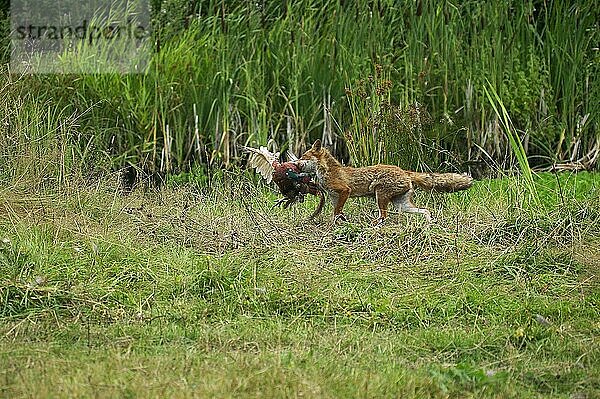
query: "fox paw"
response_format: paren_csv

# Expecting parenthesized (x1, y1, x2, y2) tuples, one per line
(423, 210, 433, 224)
(371, 218, 385, 227)
(333, 213, 347, 224)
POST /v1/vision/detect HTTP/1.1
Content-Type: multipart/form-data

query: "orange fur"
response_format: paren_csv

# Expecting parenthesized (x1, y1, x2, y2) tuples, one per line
(301, 140, 473, 224)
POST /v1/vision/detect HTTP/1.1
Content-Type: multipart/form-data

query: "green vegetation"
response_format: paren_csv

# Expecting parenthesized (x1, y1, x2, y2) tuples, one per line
(1, 0, 598, 174)
(1, 172, 599, 397)
(1, 0, 599, 397)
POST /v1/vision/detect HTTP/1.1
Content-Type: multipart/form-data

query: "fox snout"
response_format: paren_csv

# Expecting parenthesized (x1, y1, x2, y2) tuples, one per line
(296, 159, 317, 173)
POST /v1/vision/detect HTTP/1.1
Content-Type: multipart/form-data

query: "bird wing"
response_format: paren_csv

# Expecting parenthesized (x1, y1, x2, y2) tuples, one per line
(242, 145, 279, 184)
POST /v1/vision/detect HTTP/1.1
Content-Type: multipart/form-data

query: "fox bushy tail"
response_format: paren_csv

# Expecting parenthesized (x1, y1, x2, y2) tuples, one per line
(410, 172, 473, 193)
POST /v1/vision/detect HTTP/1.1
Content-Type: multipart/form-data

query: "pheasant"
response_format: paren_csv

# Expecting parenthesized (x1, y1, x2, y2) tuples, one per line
(241, 145, 325, 219)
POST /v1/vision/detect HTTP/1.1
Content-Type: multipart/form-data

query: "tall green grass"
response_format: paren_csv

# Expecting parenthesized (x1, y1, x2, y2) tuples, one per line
(1, 0, 597, 176)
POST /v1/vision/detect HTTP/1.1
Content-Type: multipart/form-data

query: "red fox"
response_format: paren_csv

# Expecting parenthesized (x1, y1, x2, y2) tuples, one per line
(300, 140, 473, 224)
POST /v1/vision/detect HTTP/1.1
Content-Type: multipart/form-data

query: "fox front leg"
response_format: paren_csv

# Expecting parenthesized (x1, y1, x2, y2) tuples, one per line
(330, 188, 350, 223)
(309, 190, 326, 220)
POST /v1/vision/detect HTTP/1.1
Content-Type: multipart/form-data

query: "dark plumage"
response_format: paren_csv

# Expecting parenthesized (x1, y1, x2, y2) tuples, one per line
(242, 146, 325, 218)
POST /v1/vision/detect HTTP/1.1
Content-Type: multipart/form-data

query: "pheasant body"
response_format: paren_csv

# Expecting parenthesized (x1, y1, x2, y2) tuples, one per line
(242, 145, 325, 217)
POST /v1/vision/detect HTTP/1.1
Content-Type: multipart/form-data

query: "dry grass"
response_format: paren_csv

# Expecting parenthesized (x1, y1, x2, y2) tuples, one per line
(0, 172, 599, 398)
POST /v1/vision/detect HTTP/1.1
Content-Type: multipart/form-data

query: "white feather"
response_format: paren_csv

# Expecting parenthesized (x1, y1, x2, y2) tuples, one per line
(242, 145, 279, 184)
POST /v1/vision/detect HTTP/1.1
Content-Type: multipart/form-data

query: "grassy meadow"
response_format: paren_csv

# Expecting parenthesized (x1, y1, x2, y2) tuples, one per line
(1, 0, 599, 397)
(1, 171, 599, 398)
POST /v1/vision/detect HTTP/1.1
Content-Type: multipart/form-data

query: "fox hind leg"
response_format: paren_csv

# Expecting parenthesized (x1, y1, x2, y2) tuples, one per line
(374, 188, 392, 225)
(392, 190, 432, 223)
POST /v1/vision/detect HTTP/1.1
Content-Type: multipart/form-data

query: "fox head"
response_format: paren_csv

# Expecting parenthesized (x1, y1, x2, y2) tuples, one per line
(301, 139, 342, 171)
(300, 139, 324, 161)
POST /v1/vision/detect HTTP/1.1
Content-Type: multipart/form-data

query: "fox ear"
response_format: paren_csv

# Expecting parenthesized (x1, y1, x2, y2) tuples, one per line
(312, 139, 322, 151)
